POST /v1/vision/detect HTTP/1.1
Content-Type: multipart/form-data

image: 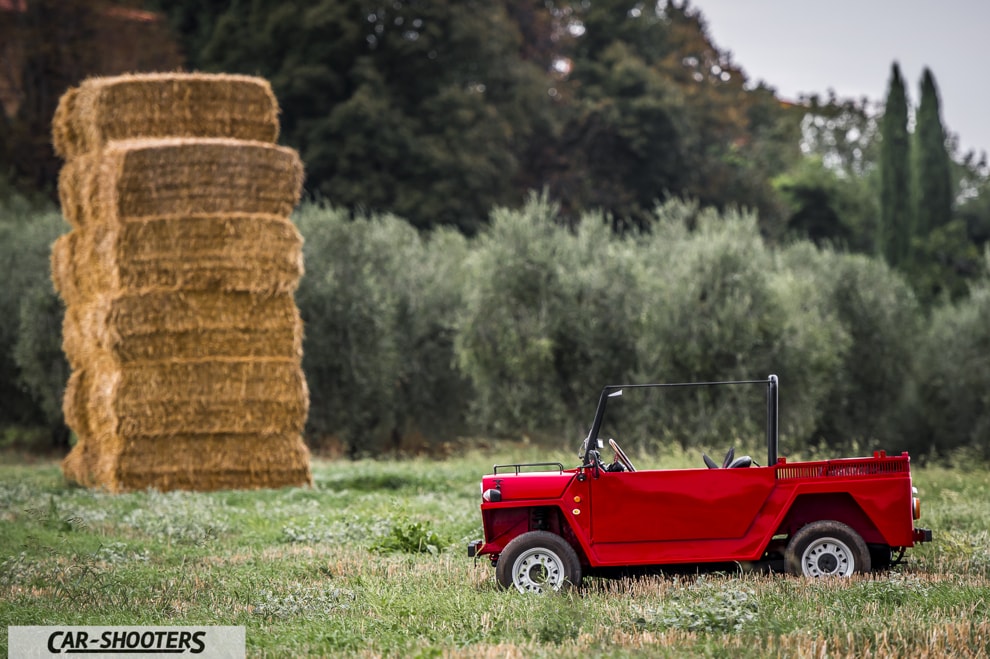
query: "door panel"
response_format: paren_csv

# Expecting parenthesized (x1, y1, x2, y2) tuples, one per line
(590, 468, 776, 543)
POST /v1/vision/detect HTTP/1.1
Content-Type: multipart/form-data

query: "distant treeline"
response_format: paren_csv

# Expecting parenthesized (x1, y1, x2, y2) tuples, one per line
(6, 1, 988, 304)
(4, 194, 987, 460)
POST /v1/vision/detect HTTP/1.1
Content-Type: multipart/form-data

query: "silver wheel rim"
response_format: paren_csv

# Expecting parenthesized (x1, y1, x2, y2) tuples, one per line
(511, 547, 566, 593)
(801, 537, 855, 577)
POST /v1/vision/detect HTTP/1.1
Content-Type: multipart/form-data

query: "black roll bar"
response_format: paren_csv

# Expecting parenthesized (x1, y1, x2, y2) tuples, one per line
(767, 374, 778, 467)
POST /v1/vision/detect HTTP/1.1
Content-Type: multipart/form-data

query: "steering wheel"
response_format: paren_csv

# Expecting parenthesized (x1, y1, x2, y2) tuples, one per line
(608, 438, 636, 472)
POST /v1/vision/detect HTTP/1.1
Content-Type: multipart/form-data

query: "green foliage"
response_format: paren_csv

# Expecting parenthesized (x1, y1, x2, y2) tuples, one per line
(773, 156, 878, 251)
(554, 1, 800, 230)
(6, 193, 990, 459)
(779, 246, 921, 448)
(14, 284, 69, 431)
(912, 277, 990, 458)
(370, 518, 447, 555)
(454, 193, 641, 439)
(913, 68, 954, 238)
(798, 94, 880, 180)
(252, 585, 354, 619)
(181, 0, 551, 234)
(632, 203, 844, 447)
(0, 0, 181, 200)
(0, 199, 68, 444)
(635, 579, 759, 633)
(145, 0, 800, 232)
(454, 194, 577, 437)
(954, 155, 990, 249)
(880, 63, 912, 266)
(294, 203, 469, 455)
(909, 219, 983, 304)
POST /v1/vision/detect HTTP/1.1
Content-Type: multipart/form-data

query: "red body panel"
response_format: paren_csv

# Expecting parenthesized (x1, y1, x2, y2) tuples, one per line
(477, 452, 921, 568)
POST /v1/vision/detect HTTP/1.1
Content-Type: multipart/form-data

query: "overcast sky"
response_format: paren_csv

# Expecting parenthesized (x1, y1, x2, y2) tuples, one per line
(694, 0, 990, 157)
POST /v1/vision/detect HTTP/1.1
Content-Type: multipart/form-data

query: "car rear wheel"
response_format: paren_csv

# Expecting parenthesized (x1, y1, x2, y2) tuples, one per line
(785, 520, 871, 577)
(495, 531, 582, 593)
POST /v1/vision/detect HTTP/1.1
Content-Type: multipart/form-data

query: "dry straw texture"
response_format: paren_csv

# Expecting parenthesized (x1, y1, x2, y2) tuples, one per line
(62, 356, 310, 492)
(52, 73, 280, 160)
(85, 358, 309, 439)
(115, 434, 312, 492)
(54, 72, 311, 493)
(59, 138, 304, 229)
(52, 215, 303, 301)
(61, 291, 302, 368)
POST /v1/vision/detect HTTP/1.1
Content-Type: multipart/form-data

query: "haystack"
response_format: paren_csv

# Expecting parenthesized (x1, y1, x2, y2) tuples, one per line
(53, 72, 311, 493)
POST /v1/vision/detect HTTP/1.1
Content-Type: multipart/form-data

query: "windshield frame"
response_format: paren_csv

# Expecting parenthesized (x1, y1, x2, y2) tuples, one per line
(580, 376, 779, 468)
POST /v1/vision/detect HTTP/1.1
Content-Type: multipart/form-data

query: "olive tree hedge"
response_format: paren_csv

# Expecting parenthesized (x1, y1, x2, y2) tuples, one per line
(4, 194, 987, 460)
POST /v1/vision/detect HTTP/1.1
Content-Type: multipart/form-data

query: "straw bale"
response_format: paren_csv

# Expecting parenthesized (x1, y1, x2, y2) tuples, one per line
(61, 368, 127, 489)
(53, 73, 280, 161)
(61, 369, 91, 440)
(61, 430, 126, 490)
(56, 214, 303, 299)
(61, 439, 109, 489)
(115, 214, 304, 293)
(57, 151, 100, 229)
(116, 433, 311, 492)
(51, 86, 79, 162)
(66, 138, 303, 228)
(62, 291, 302, 367)
(50, 231, 79, 302)
(85, 358, 309, 438)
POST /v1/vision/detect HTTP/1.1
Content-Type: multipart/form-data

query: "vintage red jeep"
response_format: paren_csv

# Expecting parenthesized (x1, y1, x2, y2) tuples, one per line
(468, 375, 932, 592)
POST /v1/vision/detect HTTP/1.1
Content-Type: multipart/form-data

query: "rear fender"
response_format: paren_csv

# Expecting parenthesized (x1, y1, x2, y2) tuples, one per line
(776, 493, 884, 544)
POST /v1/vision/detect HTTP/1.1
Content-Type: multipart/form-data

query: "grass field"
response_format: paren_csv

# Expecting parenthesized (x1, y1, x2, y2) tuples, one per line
(1, 446, 989, 658)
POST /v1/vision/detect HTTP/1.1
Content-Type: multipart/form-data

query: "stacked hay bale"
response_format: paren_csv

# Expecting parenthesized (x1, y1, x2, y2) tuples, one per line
(51, 73, 311, 492)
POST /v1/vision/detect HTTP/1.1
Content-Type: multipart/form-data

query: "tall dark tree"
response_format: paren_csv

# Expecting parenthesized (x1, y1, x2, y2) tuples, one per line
(176, 0, 557, 234)
(908, 68, 978, 303)
(879, 62, 911, 266)
(913, 68, 953, 236)
(0, 0, 180, 200)
(549, 0, 800, 231)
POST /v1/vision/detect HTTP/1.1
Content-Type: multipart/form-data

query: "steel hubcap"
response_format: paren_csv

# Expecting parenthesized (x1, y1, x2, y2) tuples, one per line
(512, 548, 565, 593)
(801, 537, 854, 577)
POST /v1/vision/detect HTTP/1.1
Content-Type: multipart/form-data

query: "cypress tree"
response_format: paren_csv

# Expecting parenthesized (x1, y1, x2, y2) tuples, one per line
(879, 62, 911, 266)
(914, 68, 953, 236)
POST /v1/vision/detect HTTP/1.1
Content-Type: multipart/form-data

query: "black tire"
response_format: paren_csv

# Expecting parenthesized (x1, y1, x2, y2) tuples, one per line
(495, 530, 582, 593)
(869, 544, 893, 571)
(785, 520, 871, 577)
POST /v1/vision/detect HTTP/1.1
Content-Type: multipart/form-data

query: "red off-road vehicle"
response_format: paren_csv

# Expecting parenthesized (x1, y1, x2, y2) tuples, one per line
(468, 375, 932, 593)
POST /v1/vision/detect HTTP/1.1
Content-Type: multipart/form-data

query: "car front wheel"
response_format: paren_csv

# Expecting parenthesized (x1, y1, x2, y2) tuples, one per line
(785, 520, 871, 577)
(495, 530, 582, 593)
